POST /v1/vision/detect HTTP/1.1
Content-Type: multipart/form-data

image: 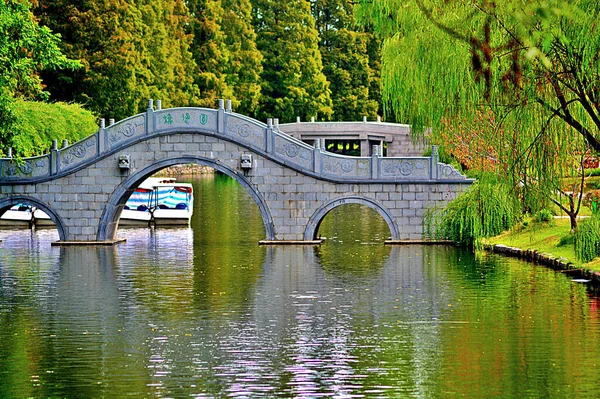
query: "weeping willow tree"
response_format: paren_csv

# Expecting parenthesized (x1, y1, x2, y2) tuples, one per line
(358, 0, 600, 231)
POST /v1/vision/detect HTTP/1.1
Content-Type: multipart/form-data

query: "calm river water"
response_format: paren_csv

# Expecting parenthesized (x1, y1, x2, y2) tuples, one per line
(1, 173, 600, 398)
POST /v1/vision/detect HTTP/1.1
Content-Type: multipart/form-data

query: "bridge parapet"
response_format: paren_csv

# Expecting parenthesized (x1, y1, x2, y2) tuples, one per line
(0, 101, 470, 185)
(105, 114, 146, 150)
(225, 113, 267, 152)
(1, 153, 50, 179)
(155, 108, 218, 134)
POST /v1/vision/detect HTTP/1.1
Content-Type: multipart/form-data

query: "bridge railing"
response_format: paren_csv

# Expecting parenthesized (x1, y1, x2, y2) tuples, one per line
(0, 100, 470, 184)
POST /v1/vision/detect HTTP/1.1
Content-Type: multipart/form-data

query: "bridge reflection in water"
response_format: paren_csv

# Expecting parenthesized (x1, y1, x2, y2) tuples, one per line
(1, 168, 599, 398)
(2, 220, 599, 398)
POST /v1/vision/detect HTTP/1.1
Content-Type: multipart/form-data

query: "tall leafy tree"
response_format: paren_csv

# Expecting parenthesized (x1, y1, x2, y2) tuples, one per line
(252, 0, 333, 122)
(0, 0, 79, 156)
(34, 0, 197, 120)
(220, 0, 263, 115)
(34, 0, 145, 119)
(361, 0, 600, 218)
(312, 0, 381, 120)
(187, 0, 233, 108)
(135, 0, 199, 108)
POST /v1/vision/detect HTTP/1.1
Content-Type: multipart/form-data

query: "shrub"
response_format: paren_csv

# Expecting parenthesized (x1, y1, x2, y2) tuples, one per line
(585, 178, 600, 190)
(432, 177, 521, 249)
(11, 100, 98, 157)
(533, 209, 553, 223)
(586, 168, 600, 177)
(583, 190, 600, 213)
(557, 233, 575, 247)
(575, 214, 600, 263)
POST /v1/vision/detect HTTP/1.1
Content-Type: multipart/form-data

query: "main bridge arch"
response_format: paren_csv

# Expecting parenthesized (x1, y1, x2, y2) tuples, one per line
(98, 156, 275, 241)
(0, 100, 473, 244)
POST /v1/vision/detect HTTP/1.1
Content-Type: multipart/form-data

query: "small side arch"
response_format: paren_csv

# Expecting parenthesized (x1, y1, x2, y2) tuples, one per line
(0, 195, 67, 240)
(97, 156, 276, 241)
(304, 196, 400, 241)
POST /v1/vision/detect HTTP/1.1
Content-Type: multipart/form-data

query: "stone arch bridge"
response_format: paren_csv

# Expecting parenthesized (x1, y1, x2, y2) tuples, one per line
(0, 100, 473, 244)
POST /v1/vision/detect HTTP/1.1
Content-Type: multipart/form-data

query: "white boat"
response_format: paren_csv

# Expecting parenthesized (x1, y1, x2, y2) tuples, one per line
(119, 180, 155, 227)
(33, 208, 53, 227)
(119, 178, 194, 227)
(0, 204, 52, 228)
(151, 180, 194, 226)
(0, 204, 34, 228)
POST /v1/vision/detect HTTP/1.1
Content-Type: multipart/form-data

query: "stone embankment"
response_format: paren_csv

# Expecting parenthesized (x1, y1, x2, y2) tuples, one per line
(155, 164, 214, 175)
(484, 243, 600, 284)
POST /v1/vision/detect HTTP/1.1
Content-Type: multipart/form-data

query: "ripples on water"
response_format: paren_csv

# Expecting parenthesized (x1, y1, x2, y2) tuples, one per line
(1, 176, 600, 398)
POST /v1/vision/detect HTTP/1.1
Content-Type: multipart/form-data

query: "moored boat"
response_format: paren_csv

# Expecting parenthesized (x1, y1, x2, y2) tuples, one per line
(119, 178, 194, 227)
(0, 204, 52, 228)
(119, 180, 155, 227)
(0, 204, 34, 228)
(33, 208, 53, 227)
(151, 181, 194, 226)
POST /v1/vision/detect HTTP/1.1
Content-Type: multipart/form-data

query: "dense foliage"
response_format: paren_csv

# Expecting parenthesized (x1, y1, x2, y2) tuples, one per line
(575, 214, 600, 263)
(11, 100, 98, 157)
(430, 177, 521, 249)
(0, 0, 384, 155)
(252, 0, 333, 121)
(30, 0, 381, 125)
(0, 0, 80, 156)
(313, 0, 381, 120)
(34, 0, 199, 120)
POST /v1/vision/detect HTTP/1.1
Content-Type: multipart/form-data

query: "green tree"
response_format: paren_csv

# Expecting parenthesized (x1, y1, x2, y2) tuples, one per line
(312, 0, 380, 120)
(187, 0, 233, 108)
(361, 0, 600, 222)
(135, 0, 199, 109)
(0, 0, 79, 156)
(252, 0, 333, 122)
(34, 0, 143, 119)
(34, 0, 197, 120)
(220, 0, 263, 115)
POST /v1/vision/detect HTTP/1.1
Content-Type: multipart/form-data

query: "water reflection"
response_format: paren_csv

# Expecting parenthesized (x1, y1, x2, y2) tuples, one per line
(1, 175, 600, 398)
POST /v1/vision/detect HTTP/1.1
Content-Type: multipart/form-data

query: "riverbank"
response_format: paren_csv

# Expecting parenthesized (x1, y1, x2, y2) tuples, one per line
(484, 217, 600, 283)
(154, 164, 214, 175)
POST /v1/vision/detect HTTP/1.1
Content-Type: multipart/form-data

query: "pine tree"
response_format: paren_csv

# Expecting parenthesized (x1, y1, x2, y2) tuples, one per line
(252, 0, 333, 122)
(187, 0, 233, 108)
(312, 0, 381, 121)
(220, 0, 262, 115)
(33, 0, 197, 120)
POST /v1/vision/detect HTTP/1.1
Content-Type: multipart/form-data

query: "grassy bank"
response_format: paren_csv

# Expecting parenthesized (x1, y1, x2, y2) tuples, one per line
(484, 217, 600, 271)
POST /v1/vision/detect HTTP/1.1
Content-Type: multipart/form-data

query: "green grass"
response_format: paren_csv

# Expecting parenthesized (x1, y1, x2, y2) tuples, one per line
(485, 217, 600, 271)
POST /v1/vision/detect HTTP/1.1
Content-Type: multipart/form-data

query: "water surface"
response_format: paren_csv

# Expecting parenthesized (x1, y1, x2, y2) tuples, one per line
(1, 173, 600, 398)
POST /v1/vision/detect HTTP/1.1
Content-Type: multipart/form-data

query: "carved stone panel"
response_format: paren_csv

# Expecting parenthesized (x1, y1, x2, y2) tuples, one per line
(1, 155, 50, 179)
(107, 115, 145, 148)
(322, 154, 370, 178)
(155, 109, 217, 132)
(380, 158, 430, 179)
(225, 115, 266, 150)
(274, 134, 313, 170)
(438, 163, 466, 180)
(59, 135, 98, 171)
